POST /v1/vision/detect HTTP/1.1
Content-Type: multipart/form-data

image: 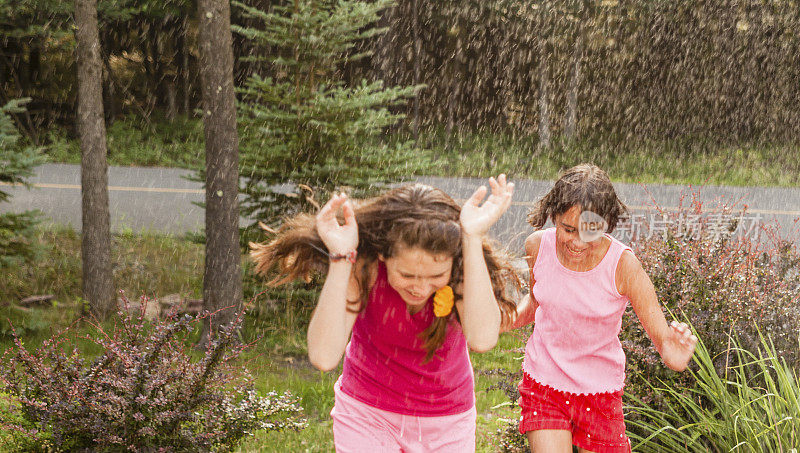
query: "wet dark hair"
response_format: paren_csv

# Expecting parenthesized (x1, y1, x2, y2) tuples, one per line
(528, 163, 628, 232)
(250, 184, 518, 361)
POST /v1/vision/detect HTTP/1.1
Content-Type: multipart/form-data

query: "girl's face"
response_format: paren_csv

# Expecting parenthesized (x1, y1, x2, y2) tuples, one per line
(554, 205, 607, 269)
(381, 245, 453, 312)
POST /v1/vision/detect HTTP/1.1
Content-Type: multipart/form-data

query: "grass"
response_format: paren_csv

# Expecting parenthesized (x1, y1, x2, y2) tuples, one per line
(45, 113, 205, 169)
(39, 116, 800, 187)
(626, 330, 800, 452)
(416, 128, 800, 187)
(0, 225, 205, 306)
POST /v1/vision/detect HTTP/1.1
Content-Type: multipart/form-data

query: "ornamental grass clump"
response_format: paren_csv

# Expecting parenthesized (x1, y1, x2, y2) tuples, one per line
(627, 330, 800, 452)
(0, 294, 305, 452)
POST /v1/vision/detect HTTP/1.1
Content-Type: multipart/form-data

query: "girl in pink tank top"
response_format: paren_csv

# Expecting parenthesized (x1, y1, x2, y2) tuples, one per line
(507, 164, 698, 453)
(251, 176, 520, 451)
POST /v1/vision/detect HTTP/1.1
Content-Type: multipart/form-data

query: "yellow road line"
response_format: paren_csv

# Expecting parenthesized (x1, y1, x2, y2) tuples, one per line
(1, 182, 204, 194)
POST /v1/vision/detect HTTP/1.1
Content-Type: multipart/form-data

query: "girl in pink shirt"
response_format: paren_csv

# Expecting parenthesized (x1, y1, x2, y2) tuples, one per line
(509, 164, 698, 453)
(251, 176, 517, 451)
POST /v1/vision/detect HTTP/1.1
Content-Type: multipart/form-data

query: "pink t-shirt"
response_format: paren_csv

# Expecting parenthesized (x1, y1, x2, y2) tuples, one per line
(339, 262, 475, 416)
(523, 228, 632, 395)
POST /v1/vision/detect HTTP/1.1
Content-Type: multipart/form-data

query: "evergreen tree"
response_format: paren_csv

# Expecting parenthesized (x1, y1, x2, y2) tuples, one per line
(233, 0, 426, 229)
(0, 98, 43, 268)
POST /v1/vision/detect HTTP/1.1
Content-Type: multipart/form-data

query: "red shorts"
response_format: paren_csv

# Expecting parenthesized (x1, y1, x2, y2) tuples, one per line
(517, 372, 631, 453)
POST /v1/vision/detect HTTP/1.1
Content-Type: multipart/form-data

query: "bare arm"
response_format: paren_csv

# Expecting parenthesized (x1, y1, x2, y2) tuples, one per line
(458, 234, 500, 351)
(306, 193, 361, 371)
(307, 262, 361, 371)
(618, 250, 697, 372)
(457, 175, 514, 352)
(503, 231, 542, 332)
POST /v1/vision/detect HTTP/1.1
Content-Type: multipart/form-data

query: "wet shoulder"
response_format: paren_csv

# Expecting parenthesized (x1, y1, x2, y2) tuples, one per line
(614, 249, 641, 296)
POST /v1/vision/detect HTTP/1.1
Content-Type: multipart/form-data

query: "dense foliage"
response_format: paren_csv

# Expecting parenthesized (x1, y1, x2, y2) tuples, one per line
(0, 98, 43, 268)
(6, 0, 799, 156)
(622, 196, 800, 405)
(0, 295, 305, 452)
(233, 0, 425, 227)
(383, 0, 800, 144)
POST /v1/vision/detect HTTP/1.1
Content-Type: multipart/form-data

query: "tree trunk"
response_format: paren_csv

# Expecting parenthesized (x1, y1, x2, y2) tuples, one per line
(75, 0, 115, 319)
(102, 52, 117, 125)
(28, 43, 41, 85)
(166, 81, 177, 121)
(564, 29, 583, 141)
(412, 0, 421, 140)
(148, 24, 163, 114)
(538, 54, 551, 151)
(197, 0, 243, 347)
(178, 16, 190, 115)
(446, 22, 464, 139)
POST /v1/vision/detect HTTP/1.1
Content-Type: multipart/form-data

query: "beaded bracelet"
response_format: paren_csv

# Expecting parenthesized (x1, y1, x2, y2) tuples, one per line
(329, 250, 357, 264)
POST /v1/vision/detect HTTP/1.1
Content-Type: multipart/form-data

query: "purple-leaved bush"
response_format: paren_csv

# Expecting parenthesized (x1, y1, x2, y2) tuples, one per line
(0, 293, 305, 452)
(622, 193, 800, 406)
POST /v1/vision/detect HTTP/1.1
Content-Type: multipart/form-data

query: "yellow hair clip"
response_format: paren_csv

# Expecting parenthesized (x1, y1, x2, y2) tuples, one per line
(433, 285, 454, 317)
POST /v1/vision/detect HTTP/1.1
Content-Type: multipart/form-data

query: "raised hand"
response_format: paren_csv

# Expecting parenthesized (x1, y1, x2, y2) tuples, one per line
(460, 174, 514, 237)
(661, 321, 698, 372)
(315, 193, 358, 255)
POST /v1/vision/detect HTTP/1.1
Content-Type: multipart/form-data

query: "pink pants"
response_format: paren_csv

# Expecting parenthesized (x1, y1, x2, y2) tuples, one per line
(331, 381, 477, 452)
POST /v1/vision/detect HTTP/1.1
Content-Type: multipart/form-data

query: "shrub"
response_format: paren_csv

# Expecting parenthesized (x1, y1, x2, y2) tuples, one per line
(622, 194, 800, 411)
(482, 367, 526, 453)
(0, 294, 305, 452)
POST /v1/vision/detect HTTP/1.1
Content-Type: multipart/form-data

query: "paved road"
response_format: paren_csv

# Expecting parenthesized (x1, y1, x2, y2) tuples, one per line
(3, 164, 800, 255)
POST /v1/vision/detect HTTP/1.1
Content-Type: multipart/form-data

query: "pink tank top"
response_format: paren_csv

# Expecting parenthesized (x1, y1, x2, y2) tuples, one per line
(339, 262, 475, 416)
(523, 228, 632, 395)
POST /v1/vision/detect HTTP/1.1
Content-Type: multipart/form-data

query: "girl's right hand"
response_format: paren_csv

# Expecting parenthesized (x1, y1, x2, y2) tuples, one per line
(316, 193, 358, 255)
(660, 321, 698, 372)
(459, 174, 514, 237)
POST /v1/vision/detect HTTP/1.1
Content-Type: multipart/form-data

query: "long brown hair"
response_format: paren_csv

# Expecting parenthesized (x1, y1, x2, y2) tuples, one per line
(528, 163, 628, 232)
(251, 184, 519, 360)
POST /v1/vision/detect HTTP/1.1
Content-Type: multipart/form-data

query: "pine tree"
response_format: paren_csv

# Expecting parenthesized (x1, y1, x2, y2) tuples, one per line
(233, 0, 426, 228)
(0, 98, 43, 268)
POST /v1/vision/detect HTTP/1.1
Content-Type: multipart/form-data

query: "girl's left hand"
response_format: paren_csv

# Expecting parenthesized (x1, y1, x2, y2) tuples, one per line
(661, 321, 698, 372)
(460, 174, 514, 237)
